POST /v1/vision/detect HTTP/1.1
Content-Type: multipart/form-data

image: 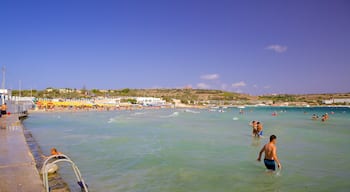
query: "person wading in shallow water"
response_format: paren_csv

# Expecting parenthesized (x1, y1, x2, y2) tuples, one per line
(257, 135, 282, 171)
(256, 122, 263, 137)
(251, 121, 258, 136)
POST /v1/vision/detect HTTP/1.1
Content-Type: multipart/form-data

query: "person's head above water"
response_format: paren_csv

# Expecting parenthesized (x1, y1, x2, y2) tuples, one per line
(270, 135, 277, 143)
(51, 148, 60, 155)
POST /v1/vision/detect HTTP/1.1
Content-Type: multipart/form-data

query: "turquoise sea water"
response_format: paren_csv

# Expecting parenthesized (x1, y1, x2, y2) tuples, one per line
(24, 107, 350, 192)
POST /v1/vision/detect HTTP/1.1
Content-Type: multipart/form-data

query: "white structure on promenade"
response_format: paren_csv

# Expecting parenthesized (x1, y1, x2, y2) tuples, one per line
(323, 98, 350, 105)
(94, 97, 121, 106)
(136, 97, 166, 106)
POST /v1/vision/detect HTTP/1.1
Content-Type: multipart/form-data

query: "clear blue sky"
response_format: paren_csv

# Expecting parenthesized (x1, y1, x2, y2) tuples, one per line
(1, 0, 349, 95)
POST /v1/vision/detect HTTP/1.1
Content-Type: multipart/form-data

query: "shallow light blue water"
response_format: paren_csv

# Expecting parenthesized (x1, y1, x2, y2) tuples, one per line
(24, 107, 350, 192)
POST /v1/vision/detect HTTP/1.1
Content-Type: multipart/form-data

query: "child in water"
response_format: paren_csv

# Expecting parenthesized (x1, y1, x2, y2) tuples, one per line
(251, 121, 258, 136)
(257, 122, 263, 137)
(42, 148, 64, 159)
(50, 148, 62, 156)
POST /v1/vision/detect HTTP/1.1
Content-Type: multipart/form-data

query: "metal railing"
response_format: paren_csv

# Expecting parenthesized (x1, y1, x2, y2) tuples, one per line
(41, 154, 88, 192)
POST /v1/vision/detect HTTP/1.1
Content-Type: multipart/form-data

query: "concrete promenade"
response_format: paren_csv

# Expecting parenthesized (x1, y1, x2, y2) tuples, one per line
(0, 114, 44, 192)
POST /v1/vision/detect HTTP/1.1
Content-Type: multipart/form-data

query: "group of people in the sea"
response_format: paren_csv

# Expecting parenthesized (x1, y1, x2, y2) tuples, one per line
(250, 121, 282, 172)
(249, 116, 282, 172)
(250, 120, 263, 137)
(312, 113, 330, 122)
(256, 109, 336, 172)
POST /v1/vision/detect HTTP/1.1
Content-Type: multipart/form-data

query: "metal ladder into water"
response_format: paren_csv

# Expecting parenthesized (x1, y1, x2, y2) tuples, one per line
(41, 154, 89, 192)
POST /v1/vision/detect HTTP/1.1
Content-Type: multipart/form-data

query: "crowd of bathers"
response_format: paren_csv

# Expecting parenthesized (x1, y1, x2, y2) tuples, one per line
(250, 120, 263, 137)
(312, 113, 329, 122)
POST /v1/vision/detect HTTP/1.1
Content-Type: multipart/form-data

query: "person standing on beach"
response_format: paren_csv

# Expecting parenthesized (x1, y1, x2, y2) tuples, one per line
(257, 135, 281, 171)
(1, 103, 7, 115)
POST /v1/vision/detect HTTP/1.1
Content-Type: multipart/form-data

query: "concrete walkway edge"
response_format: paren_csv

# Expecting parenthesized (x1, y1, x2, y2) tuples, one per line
(0, 114, 44, 192)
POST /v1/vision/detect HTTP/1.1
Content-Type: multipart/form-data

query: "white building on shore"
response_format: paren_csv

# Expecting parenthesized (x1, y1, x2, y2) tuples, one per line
(94, 97, 121, 106)
(323, 98, 350, 104)
(136, 97, 166, 106)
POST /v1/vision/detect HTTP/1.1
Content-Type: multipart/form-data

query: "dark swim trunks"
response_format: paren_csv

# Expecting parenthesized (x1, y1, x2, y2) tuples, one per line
(264, 159, 276, 171)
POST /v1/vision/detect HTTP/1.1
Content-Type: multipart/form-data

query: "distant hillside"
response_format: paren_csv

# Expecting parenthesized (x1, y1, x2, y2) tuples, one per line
(119, 89, 256, 102)
(259, 93, 350, 105)
(11, 88, 255, 103)
(10, 88, 350, 105)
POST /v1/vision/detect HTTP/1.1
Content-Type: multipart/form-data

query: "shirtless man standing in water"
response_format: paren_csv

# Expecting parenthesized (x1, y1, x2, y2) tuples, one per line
(257, 135, 282, 171)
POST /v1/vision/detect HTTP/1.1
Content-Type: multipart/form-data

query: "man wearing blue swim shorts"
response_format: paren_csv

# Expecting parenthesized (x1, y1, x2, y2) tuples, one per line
(257, 135, 282, 171)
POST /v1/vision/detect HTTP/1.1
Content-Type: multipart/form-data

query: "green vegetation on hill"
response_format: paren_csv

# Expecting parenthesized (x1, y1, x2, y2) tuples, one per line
(10, 88, 350, 105)
(11, 88, 254, 104)
(259, 93, 350, 105)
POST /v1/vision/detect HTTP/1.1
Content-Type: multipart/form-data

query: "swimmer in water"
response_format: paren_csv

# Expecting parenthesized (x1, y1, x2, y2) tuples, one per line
(50, 148, 62, 156)
(42, 148, 64, 159)
(257, 135, 281, 171)
(325, 113, 329, 120)
(251, 121, 258, 136)
(256, 122, 263, 137)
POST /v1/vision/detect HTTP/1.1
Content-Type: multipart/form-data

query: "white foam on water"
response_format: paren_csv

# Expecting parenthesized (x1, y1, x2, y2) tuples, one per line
(161, 112, 179, 118)
(275, 169, 282, 176)
(184, 109, 200, 114)
(107, 118, 115, 123)
(132, 112, 145, 116)
(233, 117, 239, 120)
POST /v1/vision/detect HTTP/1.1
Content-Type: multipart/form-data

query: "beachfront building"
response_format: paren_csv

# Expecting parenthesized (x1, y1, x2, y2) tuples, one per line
(58, 88, 75, 94)
(99, 89, 109, 93)
(323, 98, 350, 105)
(136, 97, 166, 106)
(94, 97, 121, 106)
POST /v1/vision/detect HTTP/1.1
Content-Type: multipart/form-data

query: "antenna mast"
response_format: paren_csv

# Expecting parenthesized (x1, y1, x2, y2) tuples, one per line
(1, 66, 5, 89)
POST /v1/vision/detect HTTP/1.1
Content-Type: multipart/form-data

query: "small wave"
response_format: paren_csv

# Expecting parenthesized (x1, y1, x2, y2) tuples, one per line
(233, 117, 239, 120)
(184, 109, 200, 114)
(131, 112, 145, 116)
(161, 112, 179, 118)
(108, 118, 115, 123)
